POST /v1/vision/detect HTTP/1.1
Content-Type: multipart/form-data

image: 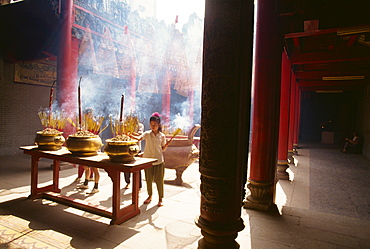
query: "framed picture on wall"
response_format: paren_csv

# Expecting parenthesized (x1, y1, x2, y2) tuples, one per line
(14, 59, 57, 87)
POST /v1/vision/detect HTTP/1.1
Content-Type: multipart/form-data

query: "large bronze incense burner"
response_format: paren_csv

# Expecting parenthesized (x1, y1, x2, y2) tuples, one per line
(164, 124, 200, 185)
(104, 139, 140, 162)
(104, 114, 141, 162)
(34, 128, 65, 151)
(35, 107, 67, 151)
(66, 131, 103, 156)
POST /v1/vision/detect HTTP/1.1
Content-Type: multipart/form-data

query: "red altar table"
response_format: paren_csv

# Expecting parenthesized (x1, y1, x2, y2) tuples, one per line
(20, 146, 157, 225)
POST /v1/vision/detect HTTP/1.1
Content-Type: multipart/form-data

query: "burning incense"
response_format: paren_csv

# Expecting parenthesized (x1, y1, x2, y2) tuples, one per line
(109, 116, 114, 135)
(49, 80, 56, 111)
(68, 113, 107, 135)
(78, 77, 82, 130)
(119, 94, 124, 122)
(48, 80, 56, 125)
(67, 117, 76, 128)
(38, 109, 67, 131)
(99, 124, 108, 134)
(83, 113, 105, 135)
(38, 109, 48, 128)
(110, 113, 139, 137)
(169, 128, 182, 142)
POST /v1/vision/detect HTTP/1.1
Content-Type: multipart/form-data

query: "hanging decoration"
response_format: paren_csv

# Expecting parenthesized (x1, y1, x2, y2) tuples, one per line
(182, 14, 204, 94)
(78, 26, 99, 72)
(188, 46, 203, 93)
(95, 26, 119, 78)
(116, 25, 137, 79)
(137, 22, 159, 94)
(163, 24, 190, 97)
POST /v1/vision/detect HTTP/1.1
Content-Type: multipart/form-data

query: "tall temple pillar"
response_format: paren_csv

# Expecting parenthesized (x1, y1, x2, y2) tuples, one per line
(195, 1, 254, 248)
(162, 85, 171, 125)
(288, 73, 298, 157)
(293, 85, 301, 150)
(277, 50, 291, 180)
(128, 31, 137, 112)
(129, 67, 137, 110)
(56, 0, 78, 136)
(188, 90, 194, 125)
(244, 0, 283, 211)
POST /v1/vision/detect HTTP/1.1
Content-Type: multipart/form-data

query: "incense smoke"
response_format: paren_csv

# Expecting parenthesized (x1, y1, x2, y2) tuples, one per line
(74, 1, 204, 137)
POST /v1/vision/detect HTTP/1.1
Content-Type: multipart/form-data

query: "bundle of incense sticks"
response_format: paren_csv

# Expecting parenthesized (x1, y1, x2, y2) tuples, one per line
(83, 114, 107, 135)
(38, 109, 67, 131)
(110, 114, 139, 137)
(169, 128, 182, 142)
(68, 114, 108, 135)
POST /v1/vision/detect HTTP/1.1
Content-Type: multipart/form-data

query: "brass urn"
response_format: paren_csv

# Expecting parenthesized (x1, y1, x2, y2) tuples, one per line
(35, 130, 65, 151)
(104, 140, 139, 163)
(66, 134, 103, 156)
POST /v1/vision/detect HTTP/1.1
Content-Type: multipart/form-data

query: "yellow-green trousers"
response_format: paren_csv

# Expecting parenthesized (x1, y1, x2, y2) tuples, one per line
(144, 162, 164, 199)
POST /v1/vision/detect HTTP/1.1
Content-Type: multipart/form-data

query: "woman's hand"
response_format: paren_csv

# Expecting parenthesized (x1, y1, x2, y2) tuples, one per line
(128, 133, 140, 140)
(162, 140, 170, 151)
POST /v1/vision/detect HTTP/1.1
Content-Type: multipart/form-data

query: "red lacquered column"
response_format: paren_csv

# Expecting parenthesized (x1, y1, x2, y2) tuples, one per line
(293, 86, 301, 149)
(57, 0, 78, 137)
(130, 60, 137, 111)
(188, 90, 194, 125)
(288, 73, 297, 158)
(276, 50, 291, 180)
(244, 0, 283, 211)
(162, 86, 171, 126)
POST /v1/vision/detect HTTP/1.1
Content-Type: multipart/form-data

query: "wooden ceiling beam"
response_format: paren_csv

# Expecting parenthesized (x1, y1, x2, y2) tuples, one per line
(284, 28, 338, 39)
(290, 50, 370, 65)
(347, 35, 360, 46)
(298, 85, 363, 92)
(293, 60, 370, 71)
(297, 80, 367, 87)
(294, 70, 370, 79)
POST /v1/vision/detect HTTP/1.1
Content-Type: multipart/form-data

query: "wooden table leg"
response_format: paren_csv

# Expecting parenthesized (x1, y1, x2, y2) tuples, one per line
(132, 171, 140, 207)
(105, 168, 121, 225)
(105, 169, 142, 225)
(29, 155, 41, 199)
(29, 156, 61, 199)
(52, 160, 61, 193)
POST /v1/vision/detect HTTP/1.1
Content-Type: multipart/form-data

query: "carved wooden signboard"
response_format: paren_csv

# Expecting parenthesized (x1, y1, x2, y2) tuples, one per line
(14, 60, 57, 87)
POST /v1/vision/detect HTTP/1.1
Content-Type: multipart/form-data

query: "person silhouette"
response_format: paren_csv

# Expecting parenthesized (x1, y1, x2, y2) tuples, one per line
(341, 131, 360, 153)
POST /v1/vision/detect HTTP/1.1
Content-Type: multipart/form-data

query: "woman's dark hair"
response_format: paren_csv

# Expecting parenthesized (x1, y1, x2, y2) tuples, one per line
(150, 114, 162, 132)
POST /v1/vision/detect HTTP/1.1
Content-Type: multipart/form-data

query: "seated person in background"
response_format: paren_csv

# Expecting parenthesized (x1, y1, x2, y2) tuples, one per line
(341, 131, 360, 153)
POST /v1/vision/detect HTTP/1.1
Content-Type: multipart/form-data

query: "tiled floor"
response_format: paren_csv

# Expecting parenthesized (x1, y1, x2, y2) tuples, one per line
(1, 144, 370, 248)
